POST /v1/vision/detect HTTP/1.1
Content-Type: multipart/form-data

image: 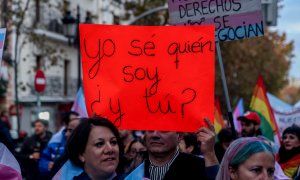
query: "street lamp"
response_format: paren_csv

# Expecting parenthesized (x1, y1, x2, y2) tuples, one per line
(62, 5, 81, 90)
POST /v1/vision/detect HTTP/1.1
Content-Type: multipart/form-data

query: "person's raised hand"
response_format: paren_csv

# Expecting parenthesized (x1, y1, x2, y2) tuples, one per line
(196, 118, 218, 166)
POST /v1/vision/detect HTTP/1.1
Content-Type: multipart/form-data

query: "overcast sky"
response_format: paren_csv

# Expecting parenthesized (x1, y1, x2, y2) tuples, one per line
(275, 0, 300, 79)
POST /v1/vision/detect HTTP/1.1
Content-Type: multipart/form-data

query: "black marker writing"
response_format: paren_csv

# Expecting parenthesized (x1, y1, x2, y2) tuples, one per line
(90, 86, 125, 128)
(123, 66, 161, 96)
(110, 98, 125, 128)
(83, 38, 115, 79)
(143, 88, 176, 114)
(128, 34, 156, 56)
(181, 88, 196, 118)
(91, 86, 101, 116)
(183, 18, 205, 26)
(167, 37, 213, 69)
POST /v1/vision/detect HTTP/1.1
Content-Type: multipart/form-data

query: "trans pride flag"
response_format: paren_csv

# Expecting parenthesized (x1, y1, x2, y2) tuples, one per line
(0, 29, 5, 49)
(0, 28, 6, 62)
(52, 160, 83, 180)
(71, 87, 88, 118)
(0, 143, 22, 180)
(233, 98, 244, 133)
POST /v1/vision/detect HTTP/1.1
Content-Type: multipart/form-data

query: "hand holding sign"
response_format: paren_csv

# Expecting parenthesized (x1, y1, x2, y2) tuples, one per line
(80, 24, 215, 132)
(196, 118, 219, 166)
(196, 118, 216, 155)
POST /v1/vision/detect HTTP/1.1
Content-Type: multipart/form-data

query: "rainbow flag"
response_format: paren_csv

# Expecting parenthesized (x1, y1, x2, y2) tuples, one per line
(214, 97, 225, 134)
(233, 98, 244, 133)
(278, 154, 300, 178)
(250, 76, 281, 142)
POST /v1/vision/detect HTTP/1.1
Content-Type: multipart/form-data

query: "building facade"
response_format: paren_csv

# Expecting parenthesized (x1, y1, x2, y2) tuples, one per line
(4, 0, 124, 135)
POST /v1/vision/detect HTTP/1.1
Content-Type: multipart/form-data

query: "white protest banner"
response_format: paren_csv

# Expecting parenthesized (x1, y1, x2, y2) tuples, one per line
(273, 108, 300, 135)
(168, 0, 264, 41)
(0, 28, 6, 63)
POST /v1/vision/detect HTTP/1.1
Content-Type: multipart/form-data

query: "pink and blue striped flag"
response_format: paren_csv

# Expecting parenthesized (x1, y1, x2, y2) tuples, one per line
(53, 160, 83, 180)
(0, 34, 4, 49)
(0, 143, 22, 180)
(71, 87, 88, 118)
(0, 28, 6, 62)
(233, 98, 244, 133)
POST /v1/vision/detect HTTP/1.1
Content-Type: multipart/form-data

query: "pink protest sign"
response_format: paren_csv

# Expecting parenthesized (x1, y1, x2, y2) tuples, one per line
(168, 0, 264, 41)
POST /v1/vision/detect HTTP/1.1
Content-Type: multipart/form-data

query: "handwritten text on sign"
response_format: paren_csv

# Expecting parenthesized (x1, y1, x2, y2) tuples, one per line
(80, 24, 215, 132)
(168, 0, 264, 41)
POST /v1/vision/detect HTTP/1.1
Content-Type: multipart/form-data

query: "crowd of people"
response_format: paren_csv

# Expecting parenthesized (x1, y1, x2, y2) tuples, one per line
(0, 110, 299, 180)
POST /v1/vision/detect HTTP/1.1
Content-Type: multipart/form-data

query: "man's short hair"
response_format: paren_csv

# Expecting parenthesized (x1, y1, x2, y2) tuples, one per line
(182, 133, 200, 155)
(217, 128, 233, 143)
(61, 111, 80, 125)
(33, 119, 48, 127)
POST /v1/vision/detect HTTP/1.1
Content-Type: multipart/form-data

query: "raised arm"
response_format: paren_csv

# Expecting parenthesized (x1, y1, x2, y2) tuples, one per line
(196, 118, 219, 166)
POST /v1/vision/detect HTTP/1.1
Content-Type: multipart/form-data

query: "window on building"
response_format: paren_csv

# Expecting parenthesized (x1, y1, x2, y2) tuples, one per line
(113, 14, 120, 25)
(36, 55, 42, 70)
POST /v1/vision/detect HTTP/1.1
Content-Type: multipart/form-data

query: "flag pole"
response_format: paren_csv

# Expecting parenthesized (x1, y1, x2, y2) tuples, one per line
(216, 42, 237, 139)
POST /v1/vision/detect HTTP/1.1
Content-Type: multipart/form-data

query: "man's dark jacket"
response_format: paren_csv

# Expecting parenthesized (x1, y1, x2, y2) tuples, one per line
(142, 152, 217, 180)
(19, 131, 52, 180)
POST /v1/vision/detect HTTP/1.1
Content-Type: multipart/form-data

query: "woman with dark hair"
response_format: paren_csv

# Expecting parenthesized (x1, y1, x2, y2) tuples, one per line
(277, 125, 300, 178)
(125, 139, 146, 160)
(214, 128, 233, 162)
(124, 138, 146, 173)
(66, 117, 124, 180)
(216, 137, 275, 180)
(178, 132, 201, 156)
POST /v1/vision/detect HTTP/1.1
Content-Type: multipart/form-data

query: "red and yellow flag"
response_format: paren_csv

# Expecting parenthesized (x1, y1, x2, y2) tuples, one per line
(250, 75, 281, 142)
(214, 97, 225, 134)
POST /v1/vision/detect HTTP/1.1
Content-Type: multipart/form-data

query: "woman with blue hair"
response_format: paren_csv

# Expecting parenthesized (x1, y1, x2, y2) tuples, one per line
(216, 137, 275, 180)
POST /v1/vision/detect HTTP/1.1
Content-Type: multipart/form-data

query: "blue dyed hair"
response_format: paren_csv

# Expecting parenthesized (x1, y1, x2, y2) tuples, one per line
(229, 139, 274, 169)
(216, 137, 275, 180)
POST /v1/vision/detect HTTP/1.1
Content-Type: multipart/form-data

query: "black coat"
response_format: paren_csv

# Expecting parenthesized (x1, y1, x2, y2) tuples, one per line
(144, 152, 215, 180)
(19, 131, 52, 180)
(73, 171, 125, 180)
(0, 120, 15, 152)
